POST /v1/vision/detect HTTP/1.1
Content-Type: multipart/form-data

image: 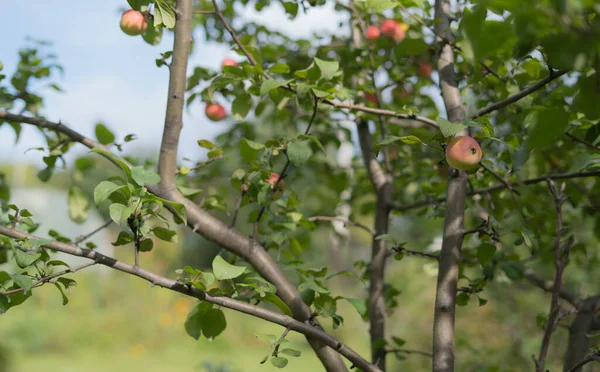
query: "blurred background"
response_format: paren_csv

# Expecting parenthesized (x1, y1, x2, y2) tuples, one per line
(1, 1, 599, 372)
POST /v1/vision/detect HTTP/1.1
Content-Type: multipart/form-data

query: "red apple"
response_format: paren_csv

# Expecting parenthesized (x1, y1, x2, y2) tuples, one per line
(445, 135, 483, 170)
(380, 20, 407, 42)
(205, 103, 226, 121)
(120, 10, 147, 36)
(366, 26, 380, 41)
(365, 92, 378, 105)
(221, 58, 238, 69)
(418, 62, 433, 78)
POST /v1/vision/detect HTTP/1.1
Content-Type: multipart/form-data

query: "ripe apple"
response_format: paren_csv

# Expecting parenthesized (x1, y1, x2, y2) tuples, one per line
(120, 10, 147, 36)
(418, 62, 433, 78)
(265, 172, 285, 199)
(205, 103, 226, 121)
(365, 92, 378, 105)
(445, 135, 483, 170)
(366, 26, 380, 41)
(380, 20, 407, 42)
(221, 58, 238, 69)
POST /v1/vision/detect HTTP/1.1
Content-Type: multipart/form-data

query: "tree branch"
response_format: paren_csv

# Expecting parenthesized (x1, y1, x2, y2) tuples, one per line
(566, 131, 600, 151)
(308, 216, 374, 235)
(432, 2, 468, 371)
(357, 120, 392, 370)
(0, 226, 380, 372)
(565, 352, 600, 372)
(156, 2, 348, 370)
(523, 268, 580, 308)
(390, 170, 600, 212)
(1, 261, 96, 296)
(74, 220, 113, 245)
(0, 108, 355, 371)
(564, 295, 600, 371)
(534, 180, 574, 372)
(473, 69, 569, 119)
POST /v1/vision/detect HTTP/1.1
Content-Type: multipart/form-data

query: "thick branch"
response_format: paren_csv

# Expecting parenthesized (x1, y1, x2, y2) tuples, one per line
(565, 352, 600, 372)
(0, 109, 354, 371)
(158, 0, 193, 192)
(390, 170, 600, 212)
(564, 295, 600, 371)
(0, 226, 379, 372)
(157, 2, 348, 370)
(432, 2, 468, 372)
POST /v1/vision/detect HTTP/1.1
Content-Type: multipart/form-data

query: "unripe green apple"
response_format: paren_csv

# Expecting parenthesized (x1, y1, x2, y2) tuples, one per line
(445, 135, 482, 170)
(120, 10, 147, 36)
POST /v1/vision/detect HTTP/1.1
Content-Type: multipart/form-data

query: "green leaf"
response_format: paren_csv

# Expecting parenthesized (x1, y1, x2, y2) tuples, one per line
(153, 227, 178, 243)
(374, 234, 397, 244)
(109, 203, 135, 226)
(240, 137, 265, 163)
(287, 140, 313, 166)
(280, 349, 301, 357)
(367, 0, 398, 12)
(526, 107, 569, 150)
(297, 134, 326, 154)
(232, 93, 252, 120)
(53, 282, 69, 305)
(139, 238, 153, 252)
(394, 38, 430, 56)
(500, 262, 525, 280)
(271, 357, 289, 368)
(262, 293, 292, 316)
(212, 255, 247, 280)
(95, 123, 115, 145)
(197, 140, 217, 149)
(476, 243, 496, 266)
(57, 277, 77, 290)
(269, 63, 290, 74)
(0, 294, 8, 314)
(131, 166, 161, 186)
(437, 117, 467, 138)
(68, 186, 90, 224)
(112, 231, 134, 246)
(314, 58, 339, 81)
(260, 79, 294, 95)
(90, 149, 132, 181)
(345, 298, 367, 317)
(456, 292, 470, 306)
(202, 308, 227, 339)
(392, 337, 406, 347)
(154, 0, 176, 28)
(14, 249, 42, 269)
(142, 16, 163, 45)
(94, 181, 124, 205)
(185, 301, 212, 340)
(11, 274, 33, 293)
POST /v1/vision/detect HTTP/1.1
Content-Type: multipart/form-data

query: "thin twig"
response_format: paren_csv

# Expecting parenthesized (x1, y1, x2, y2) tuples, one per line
(566, 131, 600, 151)
(534, 180, 574, 372)
(385, 348, 433, 358)
(176, 155, 223, 175)
(390, 170, 600, 212)
(74, 220, 113, 245)
(308, 216, 374, 235)
(1, 261, 96, 296)
(565, 352, 600, 372)
(473, 69, 569, 119)
(272, 327, 291, 357)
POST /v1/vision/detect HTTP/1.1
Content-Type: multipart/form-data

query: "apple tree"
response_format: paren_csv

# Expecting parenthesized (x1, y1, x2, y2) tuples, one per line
(1, 0, 600, 371)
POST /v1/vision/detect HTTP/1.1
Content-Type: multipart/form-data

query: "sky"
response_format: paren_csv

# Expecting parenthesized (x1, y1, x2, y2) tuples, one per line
(0, 1, 349, 168)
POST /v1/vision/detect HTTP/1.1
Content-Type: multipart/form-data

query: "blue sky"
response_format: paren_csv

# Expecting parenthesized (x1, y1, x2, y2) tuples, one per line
(0, 1, 348, 167)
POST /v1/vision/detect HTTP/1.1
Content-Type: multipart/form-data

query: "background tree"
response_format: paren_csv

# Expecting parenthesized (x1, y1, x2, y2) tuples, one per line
(1, 0, 600, 371)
